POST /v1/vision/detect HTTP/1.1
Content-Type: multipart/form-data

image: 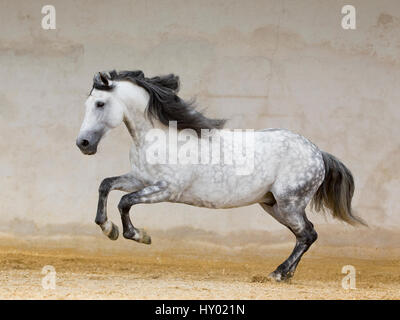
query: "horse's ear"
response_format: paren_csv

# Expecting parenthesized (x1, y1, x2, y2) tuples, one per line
(99, 72, 110, 86)
(93, 72, 113, 89)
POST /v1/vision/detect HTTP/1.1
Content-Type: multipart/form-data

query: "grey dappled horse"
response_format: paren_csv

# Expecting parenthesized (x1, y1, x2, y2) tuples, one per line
(76, 70, 365, 282)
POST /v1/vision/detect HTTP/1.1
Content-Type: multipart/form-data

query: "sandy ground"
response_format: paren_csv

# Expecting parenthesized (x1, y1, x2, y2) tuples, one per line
(0, 226, 399, 299)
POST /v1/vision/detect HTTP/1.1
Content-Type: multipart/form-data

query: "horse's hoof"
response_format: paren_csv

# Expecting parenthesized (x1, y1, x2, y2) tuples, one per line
(267, 270, 293, 283)
(136, 228, 152, 245)
(267, 271, 283, 282)
(101, 221, 119, 240)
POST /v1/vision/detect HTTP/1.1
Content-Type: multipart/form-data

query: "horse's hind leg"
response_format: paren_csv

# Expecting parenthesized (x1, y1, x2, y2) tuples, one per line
(96, 174, 144, 240)
(260, 200, 317, 282)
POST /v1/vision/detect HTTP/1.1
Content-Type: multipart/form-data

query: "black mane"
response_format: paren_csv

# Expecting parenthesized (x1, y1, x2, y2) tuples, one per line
(92, 70, 226, 134)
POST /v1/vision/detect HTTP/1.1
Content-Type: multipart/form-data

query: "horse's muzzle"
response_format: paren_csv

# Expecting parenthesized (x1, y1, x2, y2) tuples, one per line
(76, 131, 101, 155)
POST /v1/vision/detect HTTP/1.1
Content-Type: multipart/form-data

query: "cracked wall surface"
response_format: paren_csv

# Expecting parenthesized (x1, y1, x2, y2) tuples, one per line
(0, 0, 399, 234)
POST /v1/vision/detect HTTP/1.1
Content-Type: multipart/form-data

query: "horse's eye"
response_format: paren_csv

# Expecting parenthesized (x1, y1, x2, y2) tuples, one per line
(96, 101, 105, 108)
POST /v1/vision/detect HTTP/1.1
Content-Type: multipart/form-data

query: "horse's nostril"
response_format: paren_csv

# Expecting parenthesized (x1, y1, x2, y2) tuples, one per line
(81, 139, 89, 147)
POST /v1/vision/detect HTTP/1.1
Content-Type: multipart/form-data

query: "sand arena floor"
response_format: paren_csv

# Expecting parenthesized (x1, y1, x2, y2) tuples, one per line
(0, 226, 399, 299)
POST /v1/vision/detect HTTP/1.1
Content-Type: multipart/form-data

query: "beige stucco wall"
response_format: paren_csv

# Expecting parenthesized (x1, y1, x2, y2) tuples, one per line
(0, 0, 399, 234)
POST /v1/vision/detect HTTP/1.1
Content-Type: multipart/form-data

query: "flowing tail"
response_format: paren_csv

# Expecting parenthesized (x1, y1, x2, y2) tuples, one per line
(311, 151, 367, 226)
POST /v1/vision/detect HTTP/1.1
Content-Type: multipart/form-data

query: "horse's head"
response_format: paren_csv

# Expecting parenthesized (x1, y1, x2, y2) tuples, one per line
(77, 70, 225, 155)
(76, 72, 126, 155)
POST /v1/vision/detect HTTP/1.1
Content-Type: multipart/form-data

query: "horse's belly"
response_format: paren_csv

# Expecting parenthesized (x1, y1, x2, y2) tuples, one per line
(176, 169, 274, 209)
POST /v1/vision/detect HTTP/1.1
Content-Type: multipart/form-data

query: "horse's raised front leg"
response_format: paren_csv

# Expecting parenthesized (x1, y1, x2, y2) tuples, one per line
(96, 174, 144, 240)
(117, 181, 170, 244)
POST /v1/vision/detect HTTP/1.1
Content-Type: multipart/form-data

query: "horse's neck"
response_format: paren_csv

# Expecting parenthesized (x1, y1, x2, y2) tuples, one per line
(123, 108, 153, 146)
(118, 83, 153, 145)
